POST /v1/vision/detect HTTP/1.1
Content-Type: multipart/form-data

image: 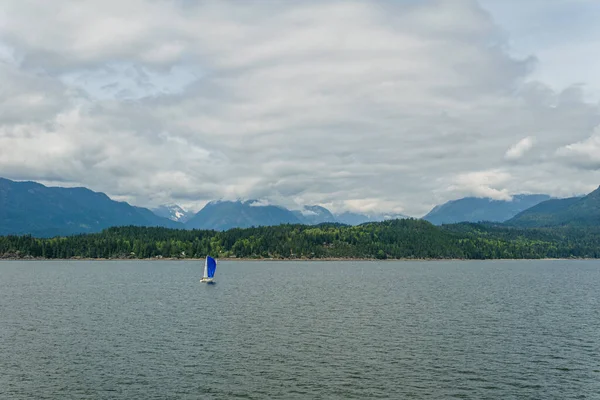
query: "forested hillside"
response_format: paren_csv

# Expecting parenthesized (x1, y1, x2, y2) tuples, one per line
(2, 219, 600, 260)
(507, 186, 600, 227)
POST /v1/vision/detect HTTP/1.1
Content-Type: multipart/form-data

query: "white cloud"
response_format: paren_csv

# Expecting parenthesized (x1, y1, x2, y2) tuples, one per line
(248, 199, 271, 207)
(505, 136, 535, 160)
(0, 0, 600, 217)
(299, 209, 318, 216)
(556, 128, 600, 170)
(447, 169, 513, 201)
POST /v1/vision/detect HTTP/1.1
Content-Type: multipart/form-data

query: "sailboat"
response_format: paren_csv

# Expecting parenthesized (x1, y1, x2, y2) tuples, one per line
(200, 255, 217, 284)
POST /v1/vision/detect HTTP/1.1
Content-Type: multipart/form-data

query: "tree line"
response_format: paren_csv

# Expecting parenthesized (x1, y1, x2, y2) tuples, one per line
(1, 219, 600, 260)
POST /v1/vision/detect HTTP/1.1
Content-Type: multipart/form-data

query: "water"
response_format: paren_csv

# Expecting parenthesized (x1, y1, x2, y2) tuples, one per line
(1, 260, 599, 399)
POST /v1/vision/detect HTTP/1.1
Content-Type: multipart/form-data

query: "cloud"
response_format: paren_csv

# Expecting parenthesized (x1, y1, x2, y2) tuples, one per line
(299, 209, 318, 216)
(447, 169, 513, 201)
(556, 128, 600, 170)
(0, 0, 600, 216)
(505, 136, 535, 160)
(248, 199, 271, 207)
(480, 0, 600, 101)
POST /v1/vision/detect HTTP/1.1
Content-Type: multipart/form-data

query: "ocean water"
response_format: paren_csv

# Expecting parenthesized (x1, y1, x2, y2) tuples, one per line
(1, 260, 599, 399)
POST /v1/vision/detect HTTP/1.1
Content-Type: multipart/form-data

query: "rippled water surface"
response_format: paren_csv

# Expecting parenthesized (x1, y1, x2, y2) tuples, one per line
(1, 260, 600, 399)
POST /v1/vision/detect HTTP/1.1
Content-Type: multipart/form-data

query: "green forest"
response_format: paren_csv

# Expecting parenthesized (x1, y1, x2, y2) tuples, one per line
(2, 219, 600, 260)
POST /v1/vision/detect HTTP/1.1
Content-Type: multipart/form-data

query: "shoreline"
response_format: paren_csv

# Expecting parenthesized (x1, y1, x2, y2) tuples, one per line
(0, 256, 594, 262)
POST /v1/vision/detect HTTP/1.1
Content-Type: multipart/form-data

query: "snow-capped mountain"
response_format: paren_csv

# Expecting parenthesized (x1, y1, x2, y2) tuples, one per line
(151, 204, 192, 223)
(153, 200, 410, 230)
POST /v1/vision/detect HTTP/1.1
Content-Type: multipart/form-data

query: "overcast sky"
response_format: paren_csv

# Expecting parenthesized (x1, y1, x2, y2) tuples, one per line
(1, 0, 600, 217)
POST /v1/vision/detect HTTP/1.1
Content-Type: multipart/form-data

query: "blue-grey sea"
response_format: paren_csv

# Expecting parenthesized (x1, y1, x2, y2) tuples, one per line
(1, 260, 599, 399)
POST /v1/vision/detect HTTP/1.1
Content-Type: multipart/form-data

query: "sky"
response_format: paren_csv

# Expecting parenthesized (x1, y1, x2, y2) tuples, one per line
(1, 0, 600, 217)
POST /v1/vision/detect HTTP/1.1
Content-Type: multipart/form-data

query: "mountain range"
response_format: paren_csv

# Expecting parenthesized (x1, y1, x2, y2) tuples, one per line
(0, 178, 408, 236)
(2, 177, 599, 237)
(423, 194, 552, 225)
(186, 200, 302, 231)
(184, 201, 407, 230)
(0, 177, 181, 237)
(507, 186, 600, 227)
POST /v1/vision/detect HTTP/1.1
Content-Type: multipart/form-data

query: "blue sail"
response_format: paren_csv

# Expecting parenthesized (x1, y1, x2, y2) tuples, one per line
(206, 256, 217, 278)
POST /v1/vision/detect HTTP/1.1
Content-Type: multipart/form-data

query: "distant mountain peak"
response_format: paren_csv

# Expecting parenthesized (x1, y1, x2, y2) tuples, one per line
(0, 177, 182, 237)
(292, 205, 337, 225)
(423, 194, 551, 225)
(151, 204, 192, 223)
(186, 199, 302, 231)
(507, 186, 600, 227)
(587, 185, 600, 197)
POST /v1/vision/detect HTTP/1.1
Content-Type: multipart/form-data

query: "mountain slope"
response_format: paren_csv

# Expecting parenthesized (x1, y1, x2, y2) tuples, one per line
(185, 200, 302, 231)
(0, 178, 182, 237)
(507, 187, 599, 227)
(151, 204, 192, 223)
(423, 194, 551, 225)
(293, 205, 337, 225)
